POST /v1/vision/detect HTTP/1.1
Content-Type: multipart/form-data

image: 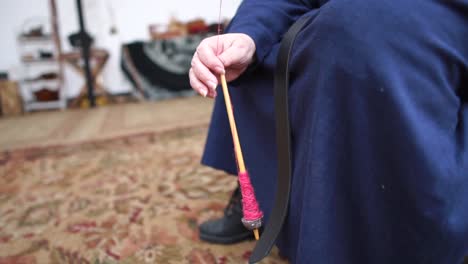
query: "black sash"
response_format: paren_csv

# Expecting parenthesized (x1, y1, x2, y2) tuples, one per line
(249, 14, 313, 264)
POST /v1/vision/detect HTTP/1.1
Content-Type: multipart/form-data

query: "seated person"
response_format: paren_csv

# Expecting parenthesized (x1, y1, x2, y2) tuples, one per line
(190, 0, 468, 263)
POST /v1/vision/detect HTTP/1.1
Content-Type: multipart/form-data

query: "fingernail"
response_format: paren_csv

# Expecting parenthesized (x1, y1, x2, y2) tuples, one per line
(208, 81, 218, 90)
(208, 89, 217, 98)
(200, 88, 208, 97)
(216, 67, 225, 74)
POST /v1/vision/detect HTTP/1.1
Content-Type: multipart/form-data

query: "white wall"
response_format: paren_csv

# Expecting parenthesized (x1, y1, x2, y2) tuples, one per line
(0, 0, 241, 98)
(0, 1, 50, 75)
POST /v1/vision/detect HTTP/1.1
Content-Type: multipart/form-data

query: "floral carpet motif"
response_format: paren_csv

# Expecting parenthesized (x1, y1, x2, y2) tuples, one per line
(0, 126, 286, 264)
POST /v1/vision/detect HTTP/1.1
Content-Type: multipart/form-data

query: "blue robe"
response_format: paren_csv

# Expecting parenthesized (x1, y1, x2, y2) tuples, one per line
(202, 0, 468, 263)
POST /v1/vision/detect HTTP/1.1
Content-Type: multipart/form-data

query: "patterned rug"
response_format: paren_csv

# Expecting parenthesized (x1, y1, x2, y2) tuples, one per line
(0, 126, 286, 264)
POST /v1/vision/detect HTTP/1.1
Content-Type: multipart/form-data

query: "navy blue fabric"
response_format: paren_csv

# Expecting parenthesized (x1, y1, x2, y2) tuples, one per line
(202, 0, 468, 263)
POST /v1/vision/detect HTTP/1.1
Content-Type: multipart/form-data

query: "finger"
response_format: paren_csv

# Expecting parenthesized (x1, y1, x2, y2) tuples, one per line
(218, 45, 251, 69)
(189, 68, 208, 97)
(196, 40, 225, 74)
(225, 70, 243, 83)
(191, 53, 219, 93)
(207, 86, 218, 98)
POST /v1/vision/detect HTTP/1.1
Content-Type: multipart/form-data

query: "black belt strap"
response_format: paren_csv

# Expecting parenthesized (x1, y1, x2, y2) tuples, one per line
(249, 15, 313, 264)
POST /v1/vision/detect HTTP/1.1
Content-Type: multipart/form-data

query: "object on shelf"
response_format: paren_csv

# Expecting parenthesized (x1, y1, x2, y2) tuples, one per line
(149, 17, 190, 40)
(21, 52, 57, 63)
(186, 19, 208, 35)
(19, 18, 52, 42)
(33, 87, 59, 102)
(149, 18, 229, 40)
(149, 25, 183, 40)
(21, 25, 46, 38)
(37, 72, 58, 80)
(39, 50, 54, 59)
(0, 72, 8, 81)
(0, 80, 23, 116)
(21, 54, 35, 61)
(207, 22, 226, 34)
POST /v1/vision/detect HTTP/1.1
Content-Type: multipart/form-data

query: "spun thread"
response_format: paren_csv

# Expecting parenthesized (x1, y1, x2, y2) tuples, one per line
(238, 171, 264, 221)
(216, 0, 223, 56)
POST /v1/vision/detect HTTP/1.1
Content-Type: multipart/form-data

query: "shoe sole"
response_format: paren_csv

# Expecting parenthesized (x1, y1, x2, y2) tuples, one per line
(199, 231, 254, 244)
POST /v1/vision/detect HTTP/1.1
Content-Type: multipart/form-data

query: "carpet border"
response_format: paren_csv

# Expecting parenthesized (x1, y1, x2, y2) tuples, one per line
(0, 122, 209, 165)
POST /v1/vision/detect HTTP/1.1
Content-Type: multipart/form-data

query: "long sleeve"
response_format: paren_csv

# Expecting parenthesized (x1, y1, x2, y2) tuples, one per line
(228, 0, 315, 63)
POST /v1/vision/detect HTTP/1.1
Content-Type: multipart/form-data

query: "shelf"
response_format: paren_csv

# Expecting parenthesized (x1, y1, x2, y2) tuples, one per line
(21, 57, 58, 64)
(18, 35, 53, 43)
(24, 100, 66, 111)
(22, 79, 59, 85)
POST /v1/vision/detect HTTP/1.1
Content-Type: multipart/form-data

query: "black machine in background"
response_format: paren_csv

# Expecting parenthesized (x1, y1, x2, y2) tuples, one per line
(75, 0, 95, 107)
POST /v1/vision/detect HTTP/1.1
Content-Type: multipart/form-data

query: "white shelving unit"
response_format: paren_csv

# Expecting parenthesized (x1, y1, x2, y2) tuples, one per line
(18, 36, 64, 111)
(17, 0, 65, 112)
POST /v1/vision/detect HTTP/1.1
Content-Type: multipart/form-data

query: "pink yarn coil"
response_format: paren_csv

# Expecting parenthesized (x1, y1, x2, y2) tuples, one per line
(238, 171, 263, 221)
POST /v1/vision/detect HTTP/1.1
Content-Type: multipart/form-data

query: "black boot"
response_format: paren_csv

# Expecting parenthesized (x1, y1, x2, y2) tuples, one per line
(199, 185, 254, 244)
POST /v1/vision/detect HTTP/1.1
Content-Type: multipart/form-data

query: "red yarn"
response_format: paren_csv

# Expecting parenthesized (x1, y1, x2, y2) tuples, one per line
(238, 171, 264, 221)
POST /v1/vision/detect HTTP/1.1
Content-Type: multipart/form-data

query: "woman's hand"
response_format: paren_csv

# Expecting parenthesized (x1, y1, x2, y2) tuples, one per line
(189, 33, 256, 98)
